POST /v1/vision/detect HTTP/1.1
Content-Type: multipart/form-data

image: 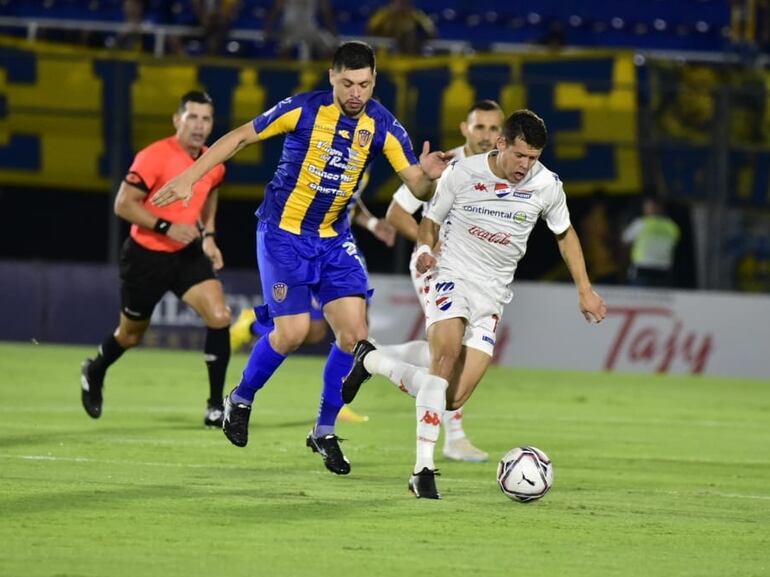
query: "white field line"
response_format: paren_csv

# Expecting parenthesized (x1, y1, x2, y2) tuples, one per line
(2, 455, 770, 502)
(0, 453, 246, 470)
(0, 406, 308, 417)
(618, 488, 770, 502)
(0, 407, 204, 414)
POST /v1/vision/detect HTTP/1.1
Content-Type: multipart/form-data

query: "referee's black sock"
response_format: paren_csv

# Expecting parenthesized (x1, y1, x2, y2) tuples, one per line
(205, 326, 230, 408)
(90, 334, 126, 379)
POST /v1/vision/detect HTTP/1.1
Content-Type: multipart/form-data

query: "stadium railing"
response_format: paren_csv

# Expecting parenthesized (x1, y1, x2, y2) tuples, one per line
(0, 15, 473, 58)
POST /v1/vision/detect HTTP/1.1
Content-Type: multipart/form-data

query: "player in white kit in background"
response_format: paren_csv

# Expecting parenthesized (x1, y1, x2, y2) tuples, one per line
(342, 109, 607, 499)
(377, 100, 506, 463)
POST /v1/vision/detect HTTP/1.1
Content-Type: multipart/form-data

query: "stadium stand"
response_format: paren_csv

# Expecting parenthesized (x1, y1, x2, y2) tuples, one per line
(0, 0, 733, 56)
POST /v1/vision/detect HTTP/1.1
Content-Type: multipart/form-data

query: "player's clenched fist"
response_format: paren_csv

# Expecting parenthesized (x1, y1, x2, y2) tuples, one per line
(415, 244, 436, 274)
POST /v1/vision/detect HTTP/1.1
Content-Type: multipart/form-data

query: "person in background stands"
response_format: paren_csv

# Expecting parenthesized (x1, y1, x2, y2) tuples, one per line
(366, 0, 437, 55)
(264, 0, 338, 60)
(621, 197, 681, 288)
(192, 0, 242, 56)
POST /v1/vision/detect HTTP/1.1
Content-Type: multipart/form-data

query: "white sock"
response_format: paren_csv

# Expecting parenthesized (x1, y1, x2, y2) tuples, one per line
(415, 375, 448, 472)
(363, 349, 433, 397)
(377, 340, 431, 368)
(443, 407, 466, 444)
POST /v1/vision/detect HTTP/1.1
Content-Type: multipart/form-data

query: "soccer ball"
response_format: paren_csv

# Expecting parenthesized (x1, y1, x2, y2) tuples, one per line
(496, 446, 553, 502)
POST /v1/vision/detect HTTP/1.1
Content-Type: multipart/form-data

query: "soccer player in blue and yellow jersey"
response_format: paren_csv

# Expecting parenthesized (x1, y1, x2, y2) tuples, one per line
(80, 91, 232, 428)
(228, 192, 395, 425)
(151, 41, 451, 474)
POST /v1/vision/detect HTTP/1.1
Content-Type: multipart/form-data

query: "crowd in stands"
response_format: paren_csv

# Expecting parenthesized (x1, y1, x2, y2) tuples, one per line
(0, 0, 751, 58)
(1, 1, 765, 291)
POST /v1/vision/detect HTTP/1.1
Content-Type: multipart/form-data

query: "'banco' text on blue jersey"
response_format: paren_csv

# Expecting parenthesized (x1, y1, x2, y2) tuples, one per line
(252, 91, 418, 237)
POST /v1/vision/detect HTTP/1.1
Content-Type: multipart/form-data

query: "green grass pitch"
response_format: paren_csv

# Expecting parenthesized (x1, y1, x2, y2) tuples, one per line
(1, 342, 769, 577)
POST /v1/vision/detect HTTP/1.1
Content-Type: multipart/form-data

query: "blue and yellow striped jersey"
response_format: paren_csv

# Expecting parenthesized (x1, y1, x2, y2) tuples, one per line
(252, 90, 418, 237)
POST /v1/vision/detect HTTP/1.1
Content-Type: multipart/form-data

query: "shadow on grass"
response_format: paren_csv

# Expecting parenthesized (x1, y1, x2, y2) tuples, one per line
(2, 482, 370, 522)
(0, 426, 173, 449)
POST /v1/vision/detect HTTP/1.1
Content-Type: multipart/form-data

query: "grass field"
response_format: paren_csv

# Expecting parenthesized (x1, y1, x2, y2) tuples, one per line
(1, 342, 769, 577)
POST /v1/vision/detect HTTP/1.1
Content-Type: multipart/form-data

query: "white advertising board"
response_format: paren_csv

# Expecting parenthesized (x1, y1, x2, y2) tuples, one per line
(367, 275, 770, 379)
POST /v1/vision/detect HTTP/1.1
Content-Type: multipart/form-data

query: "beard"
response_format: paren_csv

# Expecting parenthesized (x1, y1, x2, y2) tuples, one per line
(338, 98, 365, 117)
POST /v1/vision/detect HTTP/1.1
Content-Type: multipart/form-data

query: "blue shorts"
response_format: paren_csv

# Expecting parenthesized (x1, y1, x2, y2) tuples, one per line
(257, 221, 369, 320)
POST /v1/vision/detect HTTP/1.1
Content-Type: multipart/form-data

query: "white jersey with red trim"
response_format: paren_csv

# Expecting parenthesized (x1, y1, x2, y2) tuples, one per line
(424, 151, 571, 304)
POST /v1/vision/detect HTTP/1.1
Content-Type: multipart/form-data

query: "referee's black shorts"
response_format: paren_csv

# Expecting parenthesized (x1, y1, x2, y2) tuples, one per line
(119, 237, 218, 320)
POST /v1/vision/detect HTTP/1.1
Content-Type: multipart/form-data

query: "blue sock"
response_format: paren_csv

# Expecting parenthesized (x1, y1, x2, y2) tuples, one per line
(314, 343, 354, 437)
(250, 321, 268, 338)
(232, 335, 286, 405)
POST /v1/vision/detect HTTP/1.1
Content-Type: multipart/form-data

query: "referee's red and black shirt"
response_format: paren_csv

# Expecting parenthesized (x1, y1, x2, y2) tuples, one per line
(125, 136, 226, 253)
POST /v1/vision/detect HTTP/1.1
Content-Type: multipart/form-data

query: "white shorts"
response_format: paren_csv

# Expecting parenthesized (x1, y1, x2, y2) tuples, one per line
(423, 274, 504, 357)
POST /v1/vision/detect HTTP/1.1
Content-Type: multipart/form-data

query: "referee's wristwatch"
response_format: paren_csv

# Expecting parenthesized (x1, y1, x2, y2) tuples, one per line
(153, 218, 171, 235)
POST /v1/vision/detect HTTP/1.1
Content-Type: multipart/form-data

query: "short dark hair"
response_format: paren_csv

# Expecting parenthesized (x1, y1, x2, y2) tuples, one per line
(502, 109, 547, 149)
(178, 90, 214, 114)
(467, 99, 503, 116)
(332, 41, 376, 72)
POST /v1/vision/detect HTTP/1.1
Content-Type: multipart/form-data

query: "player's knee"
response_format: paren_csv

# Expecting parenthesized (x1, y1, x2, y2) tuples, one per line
(208, 306, 232, 329)
(334, 330, 366, 353)
(271, 326, 308, 353)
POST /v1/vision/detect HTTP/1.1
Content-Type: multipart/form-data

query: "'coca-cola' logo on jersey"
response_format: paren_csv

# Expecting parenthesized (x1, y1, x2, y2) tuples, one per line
(467, 225, 513, 245)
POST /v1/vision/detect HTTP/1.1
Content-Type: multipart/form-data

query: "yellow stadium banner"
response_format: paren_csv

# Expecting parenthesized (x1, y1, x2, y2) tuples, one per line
(0, 38, 640, 199)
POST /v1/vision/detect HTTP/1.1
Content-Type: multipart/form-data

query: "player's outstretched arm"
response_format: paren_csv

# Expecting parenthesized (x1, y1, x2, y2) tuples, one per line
(555, 225, 607, 323)
(151, 122, 260, 208)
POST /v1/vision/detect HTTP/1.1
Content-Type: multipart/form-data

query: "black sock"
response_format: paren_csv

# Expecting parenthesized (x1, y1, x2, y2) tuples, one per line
(205, 326, 230, 408)
(90, 334, 126, 379)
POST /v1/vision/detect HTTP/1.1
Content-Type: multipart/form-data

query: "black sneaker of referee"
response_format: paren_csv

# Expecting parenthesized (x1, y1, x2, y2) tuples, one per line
(80, 358, 104, 419)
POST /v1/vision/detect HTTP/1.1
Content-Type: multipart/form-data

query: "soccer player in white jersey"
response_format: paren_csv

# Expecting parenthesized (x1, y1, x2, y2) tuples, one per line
(377, 100, 505, 462)
(342, 109, 607, 498)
